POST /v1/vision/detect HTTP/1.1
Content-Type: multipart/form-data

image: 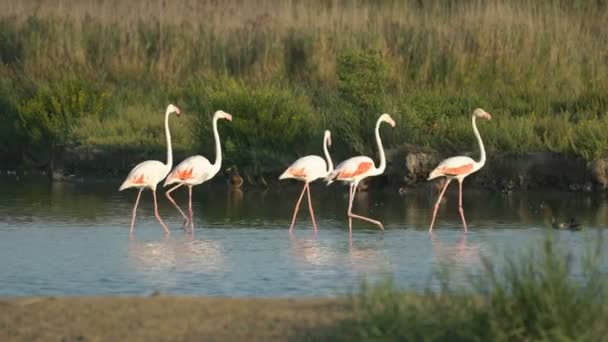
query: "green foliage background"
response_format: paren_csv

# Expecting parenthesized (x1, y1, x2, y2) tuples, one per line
(1, 0, 607, 174)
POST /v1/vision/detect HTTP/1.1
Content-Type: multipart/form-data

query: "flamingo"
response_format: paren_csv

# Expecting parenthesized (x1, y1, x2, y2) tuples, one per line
(119, 104, 181, 235)
(164, 110, 232, 232)
(279, 130, 333, 233)
(427, 108, 492, 233)
(326, 114, 396, 231)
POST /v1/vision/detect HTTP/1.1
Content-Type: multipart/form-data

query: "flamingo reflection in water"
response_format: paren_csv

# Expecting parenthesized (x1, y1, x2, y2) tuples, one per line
(128, 236, 225, 279)
(430, 233, 484, 269)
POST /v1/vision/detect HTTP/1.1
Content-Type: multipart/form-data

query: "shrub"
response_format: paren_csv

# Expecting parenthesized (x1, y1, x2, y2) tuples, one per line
(182, 76, 319, 175)
(17, 73, 111, 172)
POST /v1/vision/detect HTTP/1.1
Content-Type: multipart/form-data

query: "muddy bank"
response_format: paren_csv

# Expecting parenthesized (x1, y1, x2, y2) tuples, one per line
(9, 146, 608, 192)
(0, 296, 348, 341)
(386, 148, 606, 193)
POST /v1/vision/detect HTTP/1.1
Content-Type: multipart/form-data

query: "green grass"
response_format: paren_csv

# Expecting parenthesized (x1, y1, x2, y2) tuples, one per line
(332, 236, 607, 341)
(1, 0, 608, 174)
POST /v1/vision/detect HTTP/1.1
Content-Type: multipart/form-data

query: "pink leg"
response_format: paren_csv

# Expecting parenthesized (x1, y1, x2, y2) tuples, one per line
(429, 179, 452, 233)
(188, 185, 194, 233)
(153, 189, 170, 235)
(165, 183, 189, 229)
(348, 181, 384, 230)
(347, 184, 355, 233)
(289, 183, 308, 232)
(306, 183, 318, 232)
(458, 180, 468, 232)
(129, 189, 143, 236)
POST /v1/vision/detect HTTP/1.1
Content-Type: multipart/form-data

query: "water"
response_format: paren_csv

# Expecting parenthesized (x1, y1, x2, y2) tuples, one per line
(0, 176, 606, 297)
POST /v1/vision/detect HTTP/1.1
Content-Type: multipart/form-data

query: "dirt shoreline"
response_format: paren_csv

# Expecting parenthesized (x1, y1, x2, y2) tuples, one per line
(6, 148, 608, 192)
(0, 296, 349, 341)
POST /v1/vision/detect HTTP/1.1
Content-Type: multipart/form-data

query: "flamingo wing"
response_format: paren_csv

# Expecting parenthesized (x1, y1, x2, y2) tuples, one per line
(280, 155, 327, 181)
(164, 155, 213, 186)
(328, 156, 375, 182)
(119, 160, 168, 190)
(429, 156, 476, 179)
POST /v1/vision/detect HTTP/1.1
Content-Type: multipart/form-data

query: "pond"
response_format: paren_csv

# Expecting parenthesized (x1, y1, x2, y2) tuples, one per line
(0, 176, 605, 297)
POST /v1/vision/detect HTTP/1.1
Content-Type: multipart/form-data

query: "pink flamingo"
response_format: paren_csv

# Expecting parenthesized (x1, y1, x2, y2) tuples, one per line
(164, 110, 232, 232)
(279, 130, 333, 233)
(326, 114, 396, 231)
(427, 108, 492, 233)
(119, 104, 181, 235)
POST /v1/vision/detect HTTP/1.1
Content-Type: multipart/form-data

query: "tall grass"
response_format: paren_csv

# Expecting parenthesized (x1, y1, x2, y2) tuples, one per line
(333, 236, 607, 340)
(1, 0, 608, 173)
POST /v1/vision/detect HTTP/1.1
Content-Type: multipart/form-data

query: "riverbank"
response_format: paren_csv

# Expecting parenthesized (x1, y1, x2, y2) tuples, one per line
(7, 146, 608, 193)
(0, 296, 348, 341)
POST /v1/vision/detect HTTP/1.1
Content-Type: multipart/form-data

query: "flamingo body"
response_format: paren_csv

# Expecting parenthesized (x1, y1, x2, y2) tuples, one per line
(119, 104, 181, 236)
(328, 156, 375, 184)
(164, 110, 232, 232)
(428, 156, 477, 180)
(164, 155, 212, 186)
(119, 160, 170, 191)
(280, 155, 329, 183)
(428, 108, 491, 233)
(280, 130, 333, 232)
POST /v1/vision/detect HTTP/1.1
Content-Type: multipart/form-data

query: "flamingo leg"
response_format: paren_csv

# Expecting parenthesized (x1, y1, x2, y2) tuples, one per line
(429, 178, 452, 233)
(129, 189, 144, 236)
(305, 183, 318, 232)
(347, 183, 355, 233)
(188, 185, 194, 233)
(152, 189, 170, 235)
(458, 179, 468, 232)
(348, 182, 384, 230)
(165, 183, 189, 229)
(289, 183, 308, 232)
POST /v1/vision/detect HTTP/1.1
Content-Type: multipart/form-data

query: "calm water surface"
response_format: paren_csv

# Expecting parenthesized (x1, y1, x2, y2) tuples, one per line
(0, 176, 606, 297)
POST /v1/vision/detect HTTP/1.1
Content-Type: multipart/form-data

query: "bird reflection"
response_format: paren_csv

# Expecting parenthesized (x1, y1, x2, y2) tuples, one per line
(288, 231, 334, 266)
(430, 233, 483, 268)
(128, 236, 225, 276)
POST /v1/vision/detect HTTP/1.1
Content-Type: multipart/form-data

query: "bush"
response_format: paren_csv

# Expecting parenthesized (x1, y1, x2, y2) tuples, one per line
(182, 76, 319, 175)
(17, 73, 111, 172)
(333, 237, 607, 341)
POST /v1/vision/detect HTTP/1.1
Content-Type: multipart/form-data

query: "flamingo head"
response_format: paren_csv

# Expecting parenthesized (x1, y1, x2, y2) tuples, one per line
(214, 110, 233, 122)
(379, 113, 396, 127)
(166, 104, 181, 116)
(324, 130, 332, 147)
(473, 108, 491, 120)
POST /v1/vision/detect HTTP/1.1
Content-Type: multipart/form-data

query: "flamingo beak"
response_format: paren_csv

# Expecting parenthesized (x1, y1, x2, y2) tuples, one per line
(225, 113, 233, 121)
(389, 118, 396, 127)
(176, 108, 182, 117)
(486, 113, 492, 120)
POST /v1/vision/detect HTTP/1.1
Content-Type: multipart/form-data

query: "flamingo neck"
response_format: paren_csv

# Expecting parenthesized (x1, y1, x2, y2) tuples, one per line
(211, 116, 222, 174)
(164, 110, 173, 170)
(323, 135, 333, 174)
(373, 117, 386, 176)
(472, 115, 486, 169)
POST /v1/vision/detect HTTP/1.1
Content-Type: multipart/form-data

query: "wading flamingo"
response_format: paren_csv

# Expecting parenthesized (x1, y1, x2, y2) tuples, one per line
(119, 104, 181, 235)
(427, 108, 492, 233)
(326, 114, 396, 231)
(164, 110, 232, 232)
(279, 130, 333, 233)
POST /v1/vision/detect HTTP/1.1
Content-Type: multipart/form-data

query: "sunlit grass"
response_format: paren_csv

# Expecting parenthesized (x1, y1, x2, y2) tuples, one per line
(332, 236, 607, 340)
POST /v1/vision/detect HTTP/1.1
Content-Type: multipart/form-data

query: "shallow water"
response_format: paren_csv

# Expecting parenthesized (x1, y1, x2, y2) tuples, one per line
(0, 176, 606, 297)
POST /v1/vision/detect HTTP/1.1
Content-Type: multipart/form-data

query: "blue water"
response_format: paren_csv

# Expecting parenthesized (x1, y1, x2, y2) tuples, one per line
(0, 177, 605, 297)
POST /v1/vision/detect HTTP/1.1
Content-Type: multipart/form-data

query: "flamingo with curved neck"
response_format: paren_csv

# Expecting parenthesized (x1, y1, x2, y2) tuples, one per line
(279, 130, 334, 232)
(325, 113, 396, 232)
(427, 108, 492, 233)
(119, 104, 181, 236)
(164, 110, 232, 232)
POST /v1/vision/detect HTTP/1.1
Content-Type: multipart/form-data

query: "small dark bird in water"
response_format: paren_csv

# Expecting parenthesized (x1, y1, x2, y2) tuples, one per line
(551, 217, 582, 231)
(226, 166, 244, 189)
